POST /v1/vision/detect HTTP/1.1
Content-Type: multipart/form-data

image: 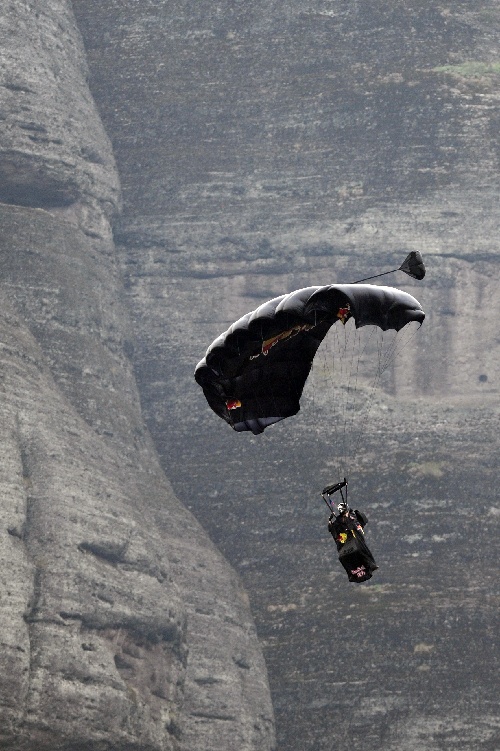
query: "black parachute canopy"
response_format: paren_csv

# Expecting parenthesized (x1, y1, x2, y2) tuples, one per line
(195, 284, 425, 435)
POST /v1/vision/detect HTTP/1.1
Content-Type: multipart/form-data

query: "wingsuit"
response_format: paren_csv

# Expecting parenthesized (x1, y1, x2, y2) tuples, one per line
(328, 506, 378, 582)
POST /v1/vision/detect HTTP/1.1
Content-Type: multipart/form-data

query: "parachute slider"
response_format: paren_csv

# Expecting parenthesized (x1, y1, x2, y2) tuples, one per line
(322, 478, 348, 497)
(321, 478, 348, 512)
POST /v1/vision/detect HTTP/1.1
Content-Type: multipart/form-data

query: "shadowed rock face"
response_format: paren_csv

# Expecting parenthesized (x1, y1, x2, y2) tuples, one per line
(0, 3, 275, 750)
(0, 1, 120, 223)
(70, 1, 500, 750)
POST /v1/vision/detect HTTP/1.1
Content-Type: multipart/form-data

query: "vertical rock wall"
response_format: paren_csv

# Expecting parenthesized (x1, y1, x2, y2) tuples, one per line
(71, 1, 500, 750)
(0, 3, 275, 750)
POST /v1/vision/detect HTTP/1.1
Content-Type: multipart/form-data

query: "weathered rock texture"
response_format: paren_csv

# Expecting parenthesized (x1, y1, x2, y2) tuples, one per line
(2, 0, 499, 749)
(0, 3, 275, 751)
(71, 1, 500, 750)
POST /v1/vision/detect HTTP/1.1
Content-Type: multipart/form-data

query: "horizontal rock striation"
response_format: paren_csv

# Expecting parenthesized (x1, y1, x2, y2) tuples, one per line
(0, 1, 120, 232)
(0, 2, 275, 750)
(72, 1, 500, 750)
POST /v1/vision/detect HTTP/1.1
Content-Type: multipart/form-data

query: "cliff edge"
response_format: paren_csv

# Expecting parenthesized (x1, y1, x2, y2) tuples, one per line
(0, 3, 275, 750)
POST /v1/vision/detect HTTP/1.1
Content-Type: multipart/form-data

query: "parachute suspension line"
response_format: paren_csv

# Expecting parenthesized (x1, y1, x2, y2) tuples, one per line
(340, 479, 347, 507)
(310, 328, 337, 477)
(339, 321, 357, 478)
(326, 326, 360, 475)
(346, 322, 421, 464)
(344, 322, 361, 475)
(310, 310, 319, 420)
(381, 323, 421, 373)
(341, 322, 374, 479)
(325, 318, 360, 482)
(339, 321, 360, 480)
(375, 327, 401, 379)
(344, 322, 380, 480)
(324, 322, 345, 480)
(346, 326, 393, 465)
(311, 321, 421, 488)
(369, 324, 421, 391)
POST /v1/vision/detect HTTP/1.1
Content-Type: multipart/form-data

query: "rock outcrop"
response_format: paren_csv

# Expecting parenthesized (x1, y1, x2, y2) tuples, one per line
(0, 3, 275, 750)
(71, 1, 500, 750)
(2, 0, 498, 749)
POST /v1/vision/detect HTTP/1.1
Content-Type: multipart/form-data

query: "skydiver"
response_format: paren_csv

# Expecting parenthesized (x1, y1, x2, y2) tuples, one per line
(327, 500, 378, 583)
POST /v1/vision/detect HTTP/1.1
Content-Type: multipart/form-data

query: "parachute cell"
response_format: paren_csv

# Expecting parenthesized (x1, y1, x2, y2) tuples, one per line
(195, 284, 425, 435)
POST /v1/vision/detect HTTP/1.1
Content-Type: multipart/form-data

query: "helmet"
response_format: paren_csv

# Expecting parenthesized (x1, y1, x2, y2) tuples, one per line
(337, 502, 348, 514)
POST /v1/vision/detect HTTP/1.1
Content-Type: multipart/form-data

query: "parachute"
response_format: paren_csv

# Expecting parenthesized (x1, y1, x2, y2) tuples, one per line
(195, 282, 425, 435)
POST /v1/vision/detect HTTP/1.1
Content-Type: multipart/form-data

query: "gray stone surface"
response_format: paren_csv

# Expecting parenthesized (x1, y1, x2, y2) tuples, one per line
(71, 1, 500, 750)
(0, 2, 275, 750)
(2, 0, 499, 749)
(0, 0, 120, 229)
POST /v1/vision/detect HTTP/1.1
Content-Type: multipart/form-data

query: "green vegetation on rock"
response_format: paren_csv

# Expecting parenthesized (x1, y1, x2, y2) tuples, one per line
(433, 61, 500, 79)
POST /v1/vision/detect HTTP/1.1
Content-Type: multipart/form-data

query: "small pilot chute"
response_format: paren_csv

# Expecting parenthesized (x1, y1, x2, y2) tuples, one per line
(399, 251, 426, 280)
(353, 251, 426, 283)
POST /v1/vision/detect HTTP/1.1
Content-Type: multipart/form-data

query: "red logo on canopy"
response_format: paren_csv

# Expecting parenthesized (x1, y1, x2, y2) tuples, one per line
(336, 304, 351, 325)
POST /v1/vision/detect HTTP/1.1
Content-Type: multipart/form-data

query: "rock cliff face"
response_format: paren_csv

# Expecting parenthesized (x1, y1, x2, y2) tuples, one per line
(2, 0, 499, 750)
(0, 3, 275, 750)
(71, 1, 500, 750)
